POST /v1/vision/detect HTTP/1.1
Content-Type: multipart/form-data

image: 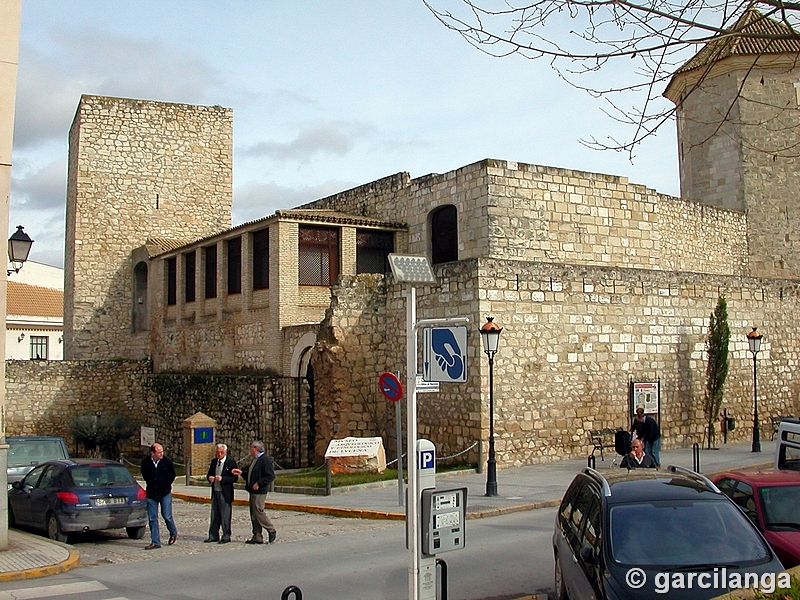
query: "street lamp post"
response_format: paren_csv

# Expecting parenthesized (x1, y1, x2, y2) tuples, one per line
(7, 225, 33, 276)
(480, 316, 502, 497)
(747, 327, 763, 453)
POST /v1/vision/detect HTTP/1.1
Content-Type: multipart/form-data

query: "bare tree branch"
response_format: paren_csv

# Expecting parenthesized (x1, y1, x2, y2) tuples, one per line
(423, 0, 800, 158)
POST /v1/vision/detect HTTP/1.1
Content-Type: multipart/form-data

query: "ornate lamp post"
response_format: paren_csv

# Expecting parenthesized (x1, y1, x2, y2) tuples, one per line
(7, 225, 33, 275)
(747, 327, 763, 453)
(480, 316, 502, 497)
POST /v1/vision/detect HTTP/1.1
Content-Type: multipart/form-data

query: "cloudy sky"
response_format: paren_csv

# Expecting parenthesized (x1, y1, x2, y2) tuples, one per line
(11, 1, 680, 268)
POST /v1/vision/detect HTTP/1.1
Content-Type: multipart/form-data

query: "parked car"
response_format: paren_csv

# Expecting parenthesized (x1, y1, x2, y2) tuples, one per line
(712, 469, 800, 568)
(8, 458, 147, 542)
(6, 436, 69, 488)
(774, 419, 800, 471)
(554, 465, 783, 600)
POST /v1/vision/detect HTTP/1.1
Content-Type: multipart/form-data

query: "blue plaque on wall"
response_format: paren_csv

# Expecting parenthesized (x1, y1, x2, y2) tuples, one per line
(194, 427, 214, 444)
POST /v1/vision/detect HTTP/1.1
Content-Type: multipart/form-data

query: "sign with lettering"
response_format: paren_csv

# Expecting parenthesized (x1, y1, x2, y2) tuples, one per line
(140, 426, 155, 448)
(633, 382, 659, 415)
(325, 437, 384, 458)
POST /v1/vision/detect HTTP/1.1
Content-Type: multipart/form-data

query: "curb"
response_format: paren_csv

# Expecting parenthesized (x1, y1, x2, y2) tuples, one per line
(0, 543, 80, 583)
(172, 491, 558, 521)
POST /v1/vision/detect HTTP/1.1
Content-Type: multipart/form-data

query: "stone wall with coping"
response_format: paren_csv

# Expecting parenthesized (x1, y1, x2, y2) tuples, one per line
(5, 359, 152, 457)
(303, 159, 748, 278)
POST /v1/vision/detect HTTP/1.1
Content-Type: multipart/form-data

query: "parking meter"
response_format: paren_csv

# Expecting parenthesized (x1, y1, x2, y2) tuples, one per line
(421, 487, 467, 554)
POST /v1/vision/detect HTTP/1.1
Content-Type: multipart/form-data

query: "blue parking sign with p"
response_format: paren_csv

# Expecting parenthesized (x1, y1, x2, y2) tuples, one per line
(419, 449, 436, 470)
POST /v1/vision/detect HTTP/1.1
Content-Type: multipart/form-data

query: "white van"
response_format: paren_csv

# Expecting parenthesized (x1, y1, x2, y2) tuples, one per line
(774, 419, 800, 470)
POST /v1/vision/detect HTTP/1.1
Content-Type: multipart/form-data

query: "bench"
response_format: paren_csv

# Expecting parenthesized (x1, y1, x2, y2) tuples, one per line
(771, 416, 797, 440)
(589, 428, 618, 461)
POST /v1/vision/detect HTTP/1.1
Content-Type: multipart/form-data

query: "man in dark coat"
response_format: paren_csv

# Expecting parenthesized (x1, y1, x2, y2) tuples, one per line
(232, 440, 276, 544)
(140, 442, 178, 549)
(205, 443, 238, 544)
(619, 439, 657, 469)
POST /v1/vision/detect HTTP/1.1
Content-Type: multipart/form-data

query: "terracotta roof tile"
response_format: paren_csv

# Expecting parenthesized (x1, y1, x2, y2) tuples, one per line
(7, 281, 63, 318)
(677, 8, 800, 75)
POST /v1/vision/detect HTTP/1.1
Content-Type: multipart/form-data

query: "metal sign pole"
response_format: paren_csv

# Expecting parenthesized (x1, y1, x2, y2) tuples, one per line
(396, 388, 404, 507)
(405, 286, 419, 600)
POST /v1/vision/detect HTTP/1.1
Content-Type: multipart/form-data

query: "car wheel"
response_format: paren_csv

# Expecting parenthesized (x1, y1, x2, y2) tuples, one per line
(7, 506, 15, 528)
(554, 552, 569, 600)
(126, 526, 146, 539)
(47, 513, 68, 543)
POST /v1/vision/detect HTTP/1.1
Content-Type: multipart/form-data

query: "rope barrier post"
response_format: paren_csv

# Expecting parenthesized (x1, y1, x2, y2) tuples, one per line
(325, 459, 332, 496)
(476, 439, 484, 474)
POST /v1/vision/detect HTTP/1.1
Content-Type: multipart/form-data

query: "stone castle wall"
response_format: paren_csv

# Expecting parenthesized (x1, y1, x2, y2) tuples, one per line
(305, 159, 748, 278)
(313, 260, 800, 467)
(65, 95, 234, 362)
(4, 360, 299, 467)
(5, 360, 152, 457)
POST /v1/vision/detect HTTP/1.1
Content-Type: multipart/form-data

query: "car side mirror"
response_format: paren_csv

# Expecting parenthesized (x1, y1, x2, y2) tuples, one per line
(10, 481, 21, 490)
(580, 546, 597, 565)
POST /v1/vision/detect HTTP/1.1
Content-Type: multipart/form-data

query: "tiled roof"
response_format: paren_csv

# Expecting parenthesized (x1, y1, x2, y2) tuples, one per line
(152, 210, 408, 257)
(144, 237, 197, 257)
(676, 8, 800, 75)
(7, 281, 63, 318)
(273, 209, 407, 229)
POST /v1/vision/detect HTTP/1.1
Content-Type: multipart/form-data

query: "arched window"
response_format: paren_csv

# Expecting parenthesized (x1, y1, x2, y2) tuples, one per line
(430, 205, 458, 265)
(133, 261, 149, 331)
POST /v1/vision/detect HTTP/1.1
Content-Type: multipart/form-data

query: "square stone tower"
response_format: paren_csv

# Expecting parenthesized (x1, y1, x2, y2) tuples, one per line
(65, 95, 233, 359)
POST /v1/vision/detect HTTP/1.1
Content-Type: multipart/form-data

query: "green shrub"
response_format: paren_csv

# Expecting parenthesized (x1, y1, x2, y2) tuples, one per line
(70, 413, 137, 460)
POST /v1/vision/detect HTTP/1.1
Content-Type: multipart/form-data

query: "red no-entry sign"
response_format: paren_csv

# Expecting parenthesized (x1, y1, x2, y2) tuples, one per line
(379, 372, 403, 402)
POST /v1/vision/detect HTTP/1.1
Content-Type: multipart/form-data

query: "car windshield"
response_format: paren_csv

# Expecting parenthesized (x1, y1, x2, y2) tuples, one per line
(70, 464, 135, 488)
(610, 499, 771, 567)
(8, 440, 66, 467)
(760, 485, 800, 526)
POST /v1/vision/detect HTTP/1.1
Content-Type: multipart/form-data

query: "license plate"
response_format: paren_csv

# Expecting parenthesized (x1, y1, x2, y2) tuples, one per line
(93, 497, 126, 506)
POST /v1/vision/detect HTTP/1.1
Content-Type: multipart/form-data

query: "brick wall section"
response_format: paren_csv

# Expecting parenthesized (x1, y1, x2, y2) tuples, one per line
(65, 95, 233, 361)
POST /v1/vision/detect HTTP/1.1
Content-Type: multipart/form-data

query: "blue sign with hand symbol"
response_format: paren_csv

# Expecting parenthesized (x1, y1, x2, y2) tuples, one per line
(423, 326, 468, 383)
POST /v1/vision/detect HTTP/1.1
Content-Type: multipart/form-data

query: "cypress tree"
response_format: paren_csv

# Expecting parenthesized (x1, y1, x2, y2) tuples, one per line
(704, 297, 730, 449)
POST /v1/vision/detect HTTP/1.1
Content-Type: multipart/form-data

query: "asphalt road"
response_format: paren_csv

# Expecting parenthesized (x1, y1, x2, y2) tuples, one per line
(60, 497, 398, 567)
(3, 502, 558, 599)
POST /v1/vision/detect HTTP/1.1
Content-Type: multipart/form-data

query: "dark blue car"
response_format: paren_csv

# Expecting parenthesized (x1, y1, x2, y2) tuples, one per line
(8, 458, 147, 542)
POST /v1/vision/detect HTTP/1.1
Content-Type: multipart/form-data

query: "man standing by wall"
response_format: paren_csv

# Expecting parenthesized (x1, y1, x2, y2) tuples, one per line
(631, 407, 662, 468)
(205, 443, 237, 544)
(232, 440, 277, 544)
(140, 442, 178, 549)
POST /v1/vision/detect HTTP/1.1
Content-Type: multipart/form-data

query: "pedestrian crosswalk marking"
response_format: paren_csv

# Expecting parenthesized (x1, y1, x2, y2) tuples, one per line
(0, 580, 107, 599)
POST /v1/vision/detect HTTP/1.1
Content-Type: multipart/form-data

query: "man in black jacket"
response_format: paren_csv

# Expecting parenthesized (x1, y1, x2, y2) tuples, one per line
(631, 407, 662, 468)
(140, 442, 178, 549)
(204, 443, 238, 544)
(232, 440, 277, 544)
